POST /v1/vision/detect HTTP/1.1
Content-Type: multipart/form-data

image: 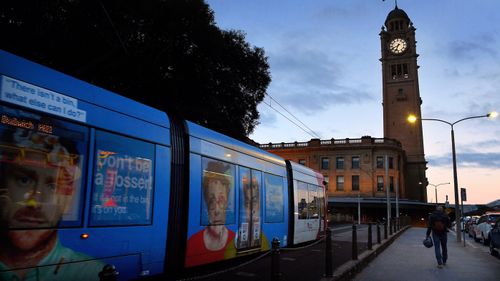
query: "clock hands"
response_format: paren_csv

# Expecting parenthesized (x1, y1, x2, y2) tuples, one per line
(390, 39, 406, 53)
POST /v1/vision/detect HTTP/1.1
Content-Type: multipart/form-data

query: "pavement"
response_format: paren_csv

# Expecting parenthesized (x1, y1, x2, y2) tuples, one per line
(352, 227, 500, 281)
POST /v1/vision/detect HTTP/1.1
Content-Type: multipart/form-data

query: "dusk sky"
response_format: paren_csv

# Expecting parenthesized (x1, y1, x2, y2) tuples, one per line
(206, 0, 500, 204)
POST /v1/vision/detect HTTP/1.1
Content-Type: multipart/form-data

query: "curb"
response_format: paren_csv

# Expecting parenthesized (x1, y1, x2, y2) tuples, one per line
(321, 225, 411, 281)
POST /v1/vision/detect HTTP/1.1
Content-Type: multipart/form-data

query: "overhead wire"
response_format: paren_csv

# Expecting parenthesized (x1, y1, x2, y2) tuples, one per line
(265, 94, 321, 138)
(96, 2, 319, 140)
(99, 0, 129, 56)
(261, 93, 321, 139)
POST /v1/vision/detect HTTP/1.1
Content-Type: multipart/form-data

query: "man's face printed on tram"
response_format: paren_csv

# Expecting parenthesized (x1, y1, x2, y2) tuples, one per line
(0, 129, 78, 250)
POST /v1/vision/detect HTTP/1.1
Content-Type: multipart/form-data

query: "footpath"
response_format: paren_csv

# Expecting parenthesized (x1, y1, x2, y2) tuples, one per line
(353, 227, 500, 281)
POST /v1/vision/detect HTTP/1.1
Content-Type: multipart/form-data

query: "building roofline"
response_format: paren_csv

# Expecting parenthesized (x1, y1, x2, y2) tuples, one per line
(259, 136, 402, 150)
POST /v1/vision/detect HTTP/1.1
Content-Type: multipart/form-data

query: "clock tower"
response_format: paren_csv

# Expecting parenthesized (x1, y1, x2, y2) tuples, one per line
(380, 5, 427, 201)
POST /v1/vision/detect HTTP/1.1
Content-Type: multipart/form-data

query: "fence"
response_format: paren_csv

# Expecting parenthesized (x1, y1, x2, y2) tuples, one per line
(168, 216, 412, 281)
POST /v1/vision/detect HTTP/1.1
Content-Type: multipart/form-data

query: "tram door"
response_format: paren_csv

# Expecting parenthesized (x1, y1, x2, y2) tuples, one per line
(237, 168, 262, 250)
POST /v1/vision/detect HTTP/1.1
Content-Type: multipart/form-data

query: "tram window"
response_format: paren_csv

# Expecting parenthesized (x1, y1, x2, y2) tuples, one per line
(318, 188, 325, 220)
(90, 131, 155, 226)
(264, 173, 284, 223)
(237, 167, 261, 249)
(307, 184, 319, 218)
(200, 158, 235, 226)
(1, 105, 88, 228)
(297, 181, 308, 220)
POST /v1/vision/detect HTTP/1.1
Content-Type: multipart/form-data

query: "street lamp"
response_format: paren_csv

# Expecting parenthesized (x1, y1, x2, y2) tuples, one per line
(427, 182, 450, 205)
(408, 111, 497, 242)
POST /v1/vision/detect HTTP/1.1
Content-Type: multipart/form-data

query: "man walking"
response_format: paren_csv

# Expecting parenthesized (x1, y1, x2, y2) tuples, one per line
(426, 205, 451, 268)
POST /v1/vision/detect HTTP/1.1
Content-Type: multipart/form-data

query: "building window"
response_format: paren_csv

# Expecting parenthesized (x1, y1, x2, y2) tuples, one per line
(352, 175, 359, 191)
(298, 159, 306, 166)
(391, 63, 409, 79)
(390, 176, 394, 192)
(396, 89, 407, 101)
(321, 157, 329, 170)
(377, 176, 384, 191)
(324, 176, 329, 190)
(389, 157, 394, 169)
(336, 157, 344, 169)
(376, 156, 384, 169)
(336, 176, 344, 191)
(352, 156, 360, 169)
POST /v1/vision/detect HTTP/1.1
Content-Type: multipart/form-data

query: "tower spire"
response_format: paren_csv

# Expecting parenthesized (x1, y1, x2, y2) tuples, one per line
(383, 0, 399, 9)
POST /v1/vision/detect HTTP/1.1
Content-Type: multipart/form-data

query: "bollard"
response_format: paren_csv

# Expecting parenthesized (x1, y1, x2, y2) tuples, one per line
(384, 221, 387, 239)
(389, 219, 393, 236)
(99, 264, 119, 281)
(377, 222, 381, 244)
(352, 224, 358, 260)
(324, 228, 333, 277)
(393, 218, 397, 233)
(367, 223, 373, 250)
(271, 237, 281, 281)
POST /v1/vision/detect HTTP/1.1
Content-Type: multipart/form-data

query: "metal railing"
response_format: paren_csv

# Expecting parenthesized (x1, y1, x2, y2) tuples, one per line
(173, 217, 412, 281)
(259, 137, 402, 150)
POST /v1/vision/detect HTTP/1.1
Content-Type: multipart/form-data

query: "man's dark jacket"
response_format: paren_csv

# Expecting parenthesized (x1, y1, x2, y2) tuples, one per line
(426, 210, 451, 236)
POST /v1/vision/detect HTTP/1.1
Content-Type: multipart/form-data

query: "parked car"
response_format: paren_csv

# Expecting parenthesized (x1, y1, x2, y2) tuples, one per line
(475, 212, 500, 245)
(468, 217, 480, 238)
(465, 216, 477, 233)
(489, 217, 500, 256)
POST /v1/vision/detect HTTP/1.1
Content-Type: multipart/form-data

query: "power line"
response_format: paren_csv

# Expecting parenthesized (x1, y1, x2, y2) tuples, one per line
(268, 94, 321, 138)
(261, 94, 321, 139)
(99, 0, 129, 56)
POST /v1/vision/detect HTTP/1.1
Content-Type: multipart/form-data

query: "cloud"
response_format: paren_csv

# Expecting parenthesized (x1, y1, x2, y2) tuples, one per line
(270, 45, 343, 89)
(257, 106, 278, 127)
(266, 38, 375, 114)
(473, 139, 500, 149)
(428, 152, 500, 169)
(278, 88, 374, 114)
(448, 34, 499, 62)
(313, 6, 351, 22)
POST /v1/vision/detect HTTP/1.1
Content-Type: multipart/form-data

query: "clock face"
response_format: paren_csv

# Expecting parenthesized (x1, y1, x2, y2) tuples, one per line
(389, 38, 408, 54)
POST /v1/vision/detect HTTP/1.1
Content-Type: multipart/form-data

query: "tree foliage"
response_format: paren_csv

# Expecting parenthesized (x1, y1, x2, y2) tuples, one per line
(0, 0, 270, 140)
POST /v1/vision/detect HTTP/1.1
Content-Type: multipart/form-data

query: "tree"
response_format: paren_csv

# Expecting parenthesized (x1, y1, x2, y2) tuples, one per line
(0, 0, 270, 140)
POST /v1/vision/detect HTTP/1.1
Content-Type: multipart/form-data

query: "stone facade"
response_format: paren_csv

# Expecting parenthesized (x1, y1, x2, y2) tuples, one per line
(260, 136, 406, 200)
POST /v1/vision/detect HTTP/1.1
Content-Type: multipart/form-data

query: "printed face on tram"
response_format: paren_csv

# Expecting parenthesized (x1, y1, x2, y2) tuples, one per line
(1, 153, 74, 229)
(205, 178, 229, 225)
(243, 178, 260, 220)
(0, 131, 78, 251)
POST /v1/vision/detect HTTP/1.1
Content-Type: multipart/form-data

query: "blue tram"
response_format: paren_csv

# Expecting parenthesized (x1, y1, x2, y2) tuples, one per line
(0, 50, 326, 280)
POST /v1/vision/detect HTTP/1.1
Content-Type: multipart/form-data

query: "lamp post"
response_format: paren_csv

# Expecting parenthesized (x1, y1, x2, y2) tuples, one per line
(385, 155, 390, 223)
(427, 182, 450, 205)
(357, 191, 361, 225)
(408, 111, 497, 242)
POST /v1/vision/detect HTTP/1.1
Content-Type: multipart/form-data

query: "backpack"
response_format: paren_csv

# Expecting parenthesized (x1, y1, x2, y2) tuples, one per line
(433, 219, 445, 233)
